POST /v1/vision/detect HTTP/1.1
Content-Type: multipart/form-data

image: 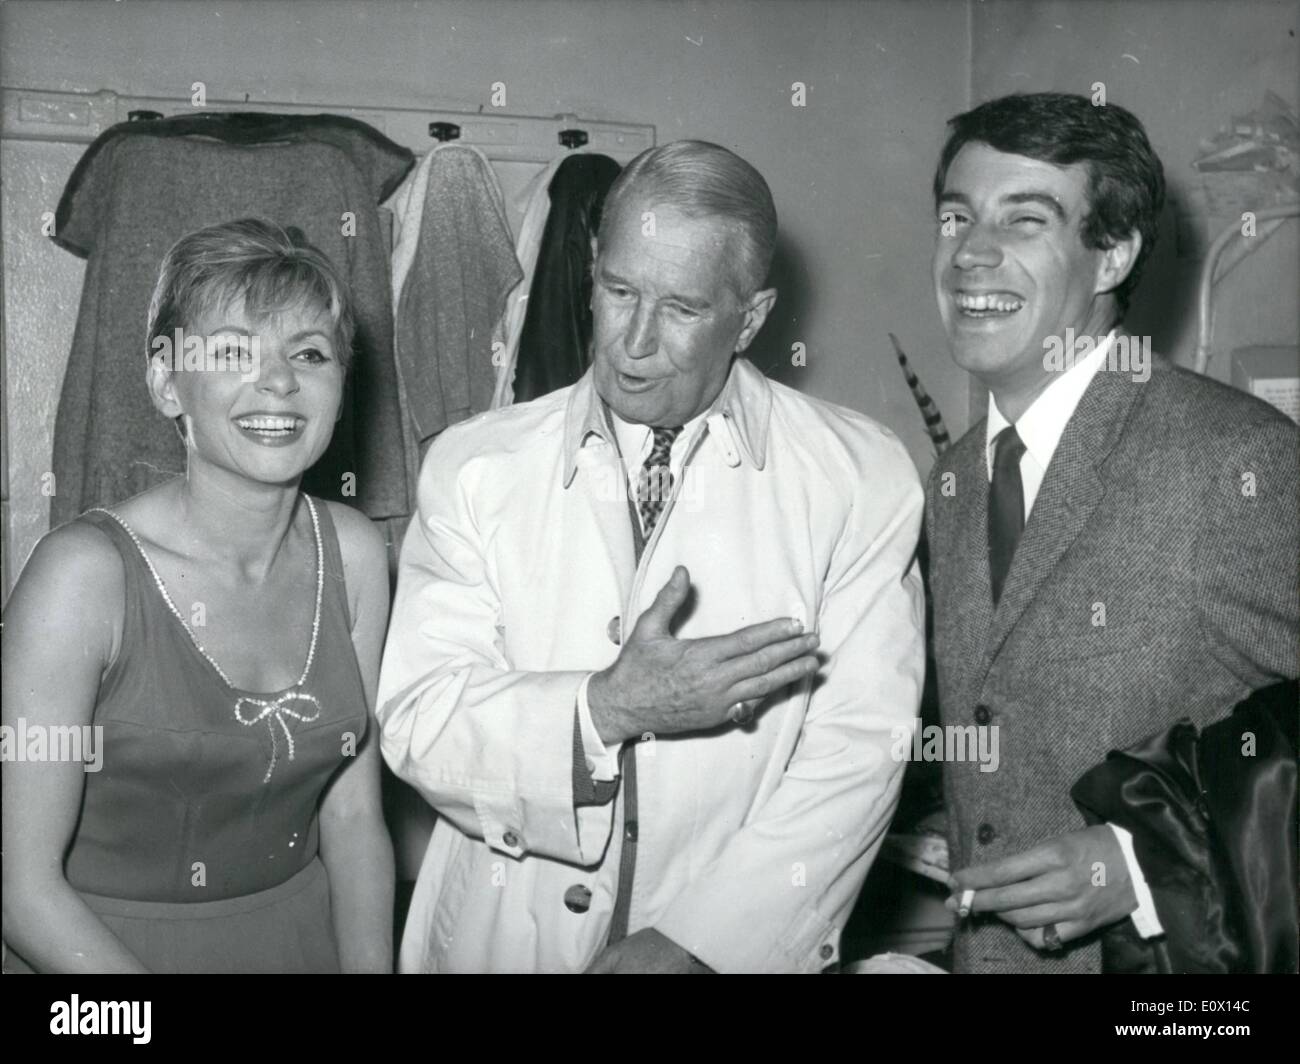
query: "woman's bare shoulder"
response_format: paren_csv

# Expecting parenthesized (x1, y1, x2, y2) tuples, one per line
(23, 518, 125, 597)
(319, 501, 389, 631)
(321, 500, 387, 571)
(4, 518, 126, 667)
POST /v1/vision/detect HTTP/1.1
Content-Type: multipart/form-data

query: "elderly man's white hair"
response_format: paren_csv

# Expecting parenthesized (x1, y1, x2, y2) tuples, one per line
(598, 139, 777, 297)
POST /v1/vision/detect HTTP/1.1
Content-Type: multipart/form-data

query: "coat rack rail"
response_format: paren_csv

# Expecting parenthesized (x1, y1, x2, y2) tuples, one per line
(0, 87, 655, 164)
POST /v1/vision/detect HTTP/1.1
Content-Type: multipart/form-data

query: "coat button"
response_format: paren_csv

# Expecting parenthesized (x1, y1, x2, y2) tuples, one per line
(564, 884, 592, 913)
(625, 820, 638, 842)
(974, 704, 991, 726)
(976, 823, 996, 845)
(819, 943, 834, 960)
(607, 616, 621, 645)
(502, 830, 519, 848)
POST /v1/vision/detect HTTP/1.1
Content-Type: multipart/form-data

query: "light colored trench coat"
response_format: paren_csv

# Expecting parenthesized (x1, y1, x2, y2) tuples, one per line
(377, 357, 925, 972)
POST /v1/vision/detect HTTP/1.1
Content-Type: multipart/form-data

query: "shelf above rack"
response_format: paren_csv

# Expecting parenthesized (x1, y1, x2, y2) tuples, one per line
(0, 87, 655, 163)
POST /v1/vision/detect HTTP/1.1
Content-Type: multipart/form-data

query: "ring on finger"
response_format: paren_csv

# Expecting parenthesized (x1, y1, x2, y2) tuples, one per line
(728, 701, 754, 725)
(1041, 923, 1064, 952)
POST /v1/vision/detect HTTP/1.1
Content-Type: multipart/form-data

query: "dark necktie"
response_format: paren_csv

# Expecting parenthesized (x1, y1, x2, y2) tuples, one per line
(637, 426, 682, 537)
(988, 425, 1027, 606)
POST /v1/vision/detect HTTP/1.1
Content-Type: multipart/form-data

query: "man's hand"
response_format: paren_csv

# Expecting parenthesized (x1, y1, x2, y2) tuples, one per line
(947, 825, 1137, 949)
(587, 566, 820, 745)
(585, 928, 713, 973)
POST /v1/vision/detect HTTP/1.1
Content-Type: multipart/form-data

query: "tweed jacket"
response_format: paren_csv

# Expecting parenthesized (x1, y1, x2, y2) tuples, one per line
(925, 353, 1299, 973)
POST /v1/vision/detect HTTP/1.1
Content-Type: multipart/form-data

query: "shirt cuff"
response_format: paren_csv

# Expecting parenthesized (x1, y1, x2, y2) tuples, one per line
(576, 673, 621, 783)
(1110, 822, 1164, 938)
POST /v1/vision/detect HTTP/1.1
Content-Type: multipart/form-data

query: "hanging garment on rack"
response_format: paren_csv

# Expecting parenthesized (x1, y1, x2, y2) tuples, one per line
(49, 112, 415, 526)
(509, 153, 621, 404)
(490, 151, 579, 410)
(388, 143, 521, 445)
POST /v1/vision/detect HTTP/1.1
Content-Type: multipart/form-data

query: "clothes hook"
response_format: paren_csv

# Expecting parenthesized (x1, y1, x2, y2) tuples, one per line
(429, 121, 462, 142)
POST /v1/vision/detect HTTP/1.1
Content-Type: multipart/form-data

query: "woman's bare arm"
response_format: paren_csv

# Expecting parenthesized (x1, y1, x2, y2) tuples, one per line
(317, 503, 394, 973)
(1, 524, 149, 973)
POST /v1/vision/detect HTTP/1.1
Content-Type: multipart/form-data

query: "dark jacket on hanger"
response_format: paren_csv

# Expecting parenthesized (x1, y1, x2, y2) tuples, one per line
(1072, 679, 1298, 973)
(511, 153, 621, 403)
(50, 112, 415, 524)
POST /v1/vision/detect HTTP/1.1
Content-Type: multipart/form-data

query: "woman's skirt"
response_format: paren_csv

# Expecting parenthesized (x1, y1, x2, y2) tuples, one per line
(4, 856, 340, 974)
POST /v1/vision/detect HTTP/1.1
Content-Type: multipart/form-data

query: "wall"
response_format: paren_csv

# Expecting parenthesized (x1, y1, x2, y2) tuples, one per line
(6, 0, 1292, 576)
(970, 0, 1299, 388)
(1, 0, 974, 579)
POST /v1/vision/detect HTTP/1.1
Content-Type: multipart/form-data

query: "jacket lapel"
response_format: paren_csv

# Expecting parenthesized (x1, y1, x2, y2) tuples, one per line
(973, 360, 1146, 694)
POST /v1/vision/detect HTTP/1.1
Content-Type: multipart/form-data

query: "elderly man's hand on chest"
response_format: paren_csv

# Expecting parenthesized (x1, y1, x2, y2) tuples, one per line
(586, 566, 821, 745)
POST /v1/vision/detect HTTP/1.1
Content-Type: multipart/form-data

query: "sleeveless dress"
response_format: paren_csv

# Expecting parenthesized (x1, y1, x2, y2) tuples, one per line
(3, 496, 369, 973)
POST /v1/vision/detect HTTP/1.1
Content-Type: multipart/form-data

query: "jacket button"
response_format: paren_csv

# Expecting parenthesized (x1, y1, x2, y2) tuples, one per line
(502, 830, 519, 848)
(819, 944, 834, 960)
(564, 884, 592, 913)
(976, 823, 996, 845)
(974, 705, 991, 726)
(625, 820, 638, 842)
(607, 616, 621, 645)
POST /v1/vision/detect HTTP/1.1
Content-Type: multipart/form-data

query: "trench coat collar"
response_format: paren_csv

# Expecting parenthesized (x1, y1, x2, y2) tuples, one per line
(562, 357, 772, 487)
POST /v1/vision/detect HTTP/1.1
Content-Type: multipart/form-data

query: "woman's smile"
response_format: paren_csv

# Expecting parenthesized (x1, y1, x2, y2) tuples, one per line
(232, 412, 309, 446)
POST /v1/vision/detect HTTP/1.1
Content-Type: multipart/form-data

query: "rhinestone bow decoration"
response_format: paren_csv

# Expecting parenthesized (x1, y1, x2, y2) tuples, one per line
(235, 691, 322, 783)
(92, 496, 327, 787)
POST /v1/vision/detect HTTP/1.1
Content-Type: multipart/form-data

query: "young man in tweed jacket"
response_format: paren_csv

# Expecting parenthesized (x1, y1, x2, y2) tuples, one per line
(925, 92, 1299, 974)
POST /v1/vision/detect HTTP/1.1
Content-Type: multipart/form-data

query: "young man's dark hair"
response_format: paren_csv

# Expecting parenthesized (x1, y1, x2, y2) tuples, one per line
(932, 92, 1166, 316)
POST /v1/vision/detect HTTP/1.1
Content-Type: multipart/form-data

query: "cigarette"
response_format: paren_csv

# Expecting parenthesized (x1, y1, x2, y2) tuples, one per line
(958, 889, 975, 918)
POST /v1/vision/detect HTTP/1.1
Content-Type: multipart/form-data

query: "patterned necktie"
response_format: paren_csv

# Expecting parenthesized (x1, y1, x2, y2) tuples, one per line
(637, 426, 682, 538)
(988, 424, 1027, 606)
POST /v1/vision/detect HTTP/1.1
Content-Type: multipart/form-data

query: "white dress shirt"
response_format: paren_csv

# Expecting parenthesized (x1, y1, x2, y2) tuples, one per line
(984, 331, 1163, 939)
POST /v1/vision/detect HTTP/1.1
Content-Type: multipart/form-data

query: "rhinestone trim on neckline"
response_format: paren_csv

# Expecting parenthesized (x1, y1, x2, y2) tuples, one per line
(91, 495, 324, 783)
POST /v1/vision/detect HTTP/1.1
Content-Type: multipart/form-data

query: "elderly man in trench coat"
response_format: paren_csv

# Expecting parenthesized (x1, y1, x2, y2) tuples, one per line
(377, 140, 925, 973)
